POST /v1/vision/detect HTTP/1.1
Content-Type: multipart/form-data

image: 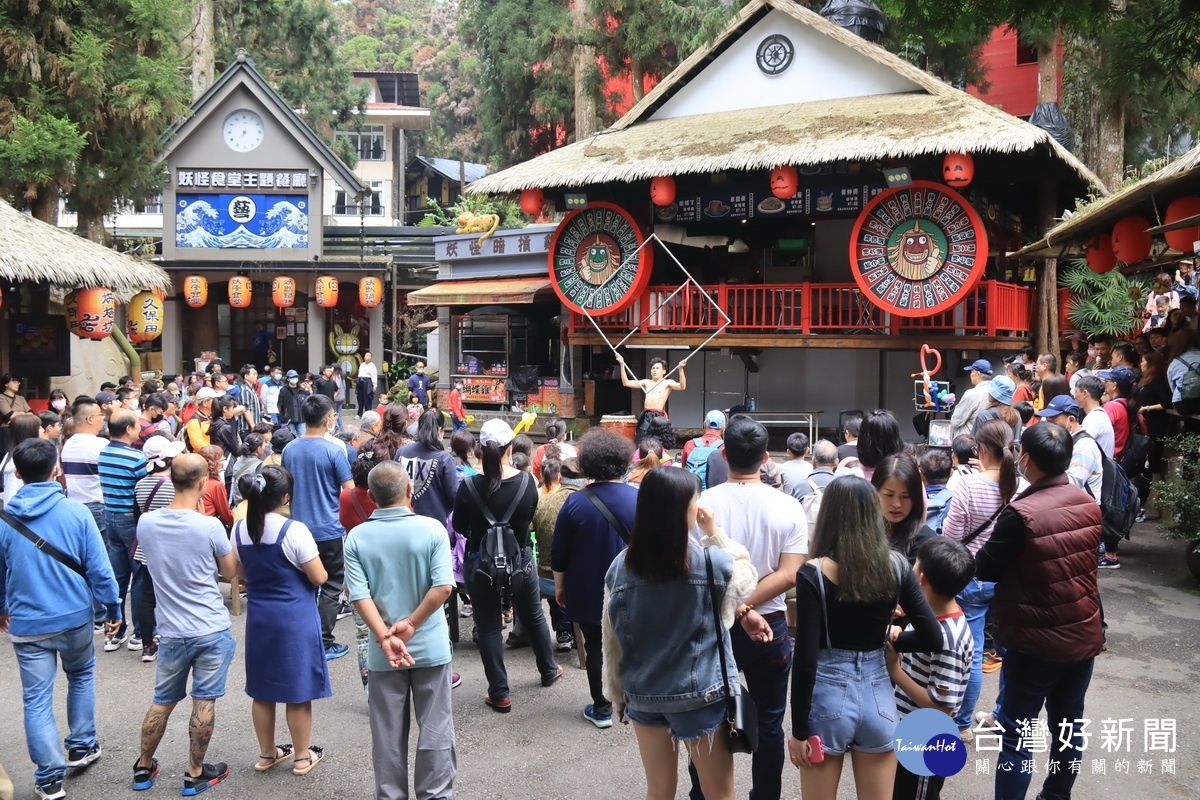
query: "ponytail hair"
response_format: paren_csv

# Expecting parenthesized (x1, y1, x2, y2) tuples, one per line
(244, 464, 293, 544)
(976, 419, 1017, 504)
(481, 440, 508, 496)
(543, 419, 566, 462)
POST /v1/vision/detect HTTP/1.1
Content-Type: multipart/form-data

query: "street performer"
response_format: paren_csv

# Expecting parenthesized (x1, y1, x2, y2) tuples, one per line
(616, 355, 686, 445)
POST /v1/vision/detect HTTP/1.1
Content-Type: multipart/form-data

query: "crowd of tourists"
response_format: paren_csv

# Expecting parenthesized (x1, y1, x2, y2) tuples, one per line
(1, 290, 1198, 800)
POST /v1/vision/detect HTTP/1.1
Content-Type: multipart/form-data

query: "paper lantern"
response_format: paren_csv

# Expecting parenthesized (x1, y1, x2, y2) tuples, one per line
(315, 275, 339, 307)
(272, 276, 296, 309)
(127, 291, 164, 343)
(942, 153, 974, 187)
(769, 165, 799, 200)
(1164, 196, 1200, 252)
(228, 276, 252, 308)
(359, 277, 383, 308)
(519, 188, 544, 216)
(649, 176, 676, 207)
(182, 275, 208, 308)
(66, 287, 116, 340)
(1084, 233, 1117, 274)
(1111, 216, 1152, 264)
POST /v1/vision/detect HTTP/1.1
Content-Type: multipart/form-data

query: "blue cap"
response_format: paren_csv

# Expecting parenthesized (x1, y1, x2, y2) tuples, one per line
(1097, 366, 1136, 389)
(285, 369, 299, 378)
(965, 359, 993, 375)
(1036, 394, 1081, 420)
(705, 410, 726, 429)
(987, 375, 1016, 405)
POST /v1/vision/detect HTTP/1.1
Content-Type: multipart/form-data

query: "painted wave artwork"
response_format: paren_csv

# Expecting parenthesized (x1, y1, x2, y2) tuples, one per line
(176, 193, 309, 249)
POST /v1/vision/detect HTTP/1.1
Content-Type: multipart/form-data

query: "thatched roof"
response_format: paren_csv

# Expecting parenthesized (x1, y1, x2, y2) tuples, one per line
(0, 199, 172, 298)
(1018, 143, 1200, 256)
(469, 0, 1102, 195)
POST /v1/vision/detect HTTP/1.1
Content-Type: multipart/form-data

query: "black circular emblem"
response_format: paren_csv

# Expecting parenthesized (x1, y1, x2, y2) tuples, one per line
(756, 35, 794, 75)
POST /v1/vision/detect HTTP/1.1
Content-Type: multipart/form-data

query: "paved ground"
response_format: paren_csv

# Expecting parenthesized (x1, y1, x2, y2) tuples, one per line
(1, 520, 1197, 800)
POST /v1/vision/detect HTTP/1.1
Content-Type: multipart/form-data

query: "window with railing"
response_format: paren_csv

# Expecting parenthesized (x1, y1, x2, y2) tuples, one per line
(334, 181, 385, 216)
(132, 195, 162, 215)
(337, 125, 386, 161)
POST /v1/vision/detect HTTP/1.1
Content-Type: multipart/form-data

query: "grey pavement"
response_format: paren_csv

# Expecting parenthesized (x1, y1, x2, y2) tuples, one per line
(1, 520, 1197, 799)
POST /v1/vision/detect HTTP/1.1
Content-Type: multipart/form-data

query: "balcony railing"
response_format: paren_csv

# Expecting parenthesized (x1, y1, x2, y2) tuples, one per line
(570, 280, 1044, 339)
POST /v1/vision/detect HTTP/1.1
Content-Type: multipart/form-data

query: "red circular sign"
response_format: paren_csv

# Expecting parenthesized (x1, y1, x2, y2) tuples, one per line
(848, 181, 988, 318)
(548, 202, 653, 315)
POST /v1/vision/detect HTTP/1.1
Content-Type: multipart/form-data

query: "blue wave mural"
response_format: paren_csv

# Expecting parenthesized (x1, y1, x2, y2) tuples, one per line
(176, 194, 309, 249)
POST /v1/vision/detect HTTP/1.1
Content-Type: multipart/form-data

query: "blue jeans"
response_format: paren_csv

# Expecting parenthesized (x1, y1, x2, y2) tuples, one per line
(153, 629, 237, 705)
(13, 624, 97, 785)
(85, 503, 107, 625)
(452, 417, 468, 434)
(954, 578, 995, 729)
(103, 510, 137, 636)
(995, 650, 1094, 800)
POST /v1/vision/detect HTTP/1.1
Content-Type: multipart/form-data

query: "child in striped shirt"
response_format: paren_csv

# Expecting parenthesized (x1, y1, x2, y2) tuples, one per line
(887, 537, 975, 800)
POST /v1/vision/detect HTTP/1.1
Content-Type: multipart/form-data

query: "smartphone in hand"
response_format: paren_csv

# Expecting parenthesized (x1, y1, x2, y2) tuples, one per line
(807, 734, 825, 764)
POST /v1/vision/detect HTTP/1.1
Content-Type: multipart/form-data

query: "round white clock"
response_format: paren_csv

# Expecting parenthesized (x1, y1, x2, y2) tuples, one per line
(222, 109, 265, 152)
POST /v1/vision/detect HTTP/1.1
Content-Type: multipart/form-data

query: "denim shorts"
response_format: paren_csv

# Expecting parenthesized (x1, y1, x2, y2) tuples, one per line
(153, 629, 236, 705)
(626, 701, 726, 742)
(808, 647, 897, 756)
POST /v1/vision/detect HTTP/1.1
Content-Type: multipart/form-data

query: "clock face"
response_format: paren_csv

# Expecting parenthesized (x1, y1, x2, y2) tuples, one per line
(222, 109, 265, 152)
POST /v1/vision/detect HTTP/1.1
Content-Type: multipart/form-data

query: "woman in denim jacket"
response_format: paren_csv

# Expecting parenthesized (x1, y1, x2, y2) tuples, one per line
(602, 467, 769, 800)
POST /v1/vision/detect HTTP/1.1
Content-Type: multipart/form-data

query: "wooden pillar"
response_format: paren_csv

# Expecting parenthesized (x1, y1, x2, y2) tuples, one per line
(1034, 180, 1060, 354)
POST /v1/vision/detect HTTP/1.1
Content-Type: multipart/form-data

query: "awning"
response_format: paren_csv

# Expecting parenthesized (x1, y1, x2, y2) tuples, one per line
(407, 277, 554, 306)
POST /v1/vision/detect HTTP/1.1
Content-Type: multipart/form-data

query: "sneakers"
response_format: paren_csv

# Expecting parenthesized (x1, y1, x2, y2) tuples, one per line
(450, 672, 462, 689)
(93, 622, 105, 635)
(1098, 554, 1121, 569)
(66, 743, 102, 769)
(459, 603, 474, 618)
(541, 664, 564, 687)
(584, 704, 613, 729)
(182, 762, 229, 796)
(34, 780, 65, 800)
(335, 602, 354, 621)
(555, 631, 575, 651)
(502, 609, 513, 625)
(505, 633, 530, 649)
(103, 631, 130, 652)
(142, 644, 159, 663)
(324, 643, 350, 661)
(981, 651, 1003, 674)
(959, 726, 974, 744)
(132, 757, 159, 791)
(128, 635, 142, 650)
(973, 710, 997, 729)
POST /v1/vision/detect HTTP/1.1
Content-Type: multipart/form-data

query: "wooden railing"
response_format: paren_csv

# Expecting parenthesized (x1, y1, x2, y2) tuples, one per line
(569, 280, 1043, 338)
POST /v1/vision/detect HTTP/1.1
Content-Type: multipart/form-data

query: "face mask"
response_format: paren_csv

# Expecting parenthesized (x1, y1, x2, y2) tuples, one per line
(1016, 454, 1028, 480)
(417, 369, 425, 375)
(51, 400, 66, 411)
(289, 378, 299, 386)
(1087, 348, 1097, 361)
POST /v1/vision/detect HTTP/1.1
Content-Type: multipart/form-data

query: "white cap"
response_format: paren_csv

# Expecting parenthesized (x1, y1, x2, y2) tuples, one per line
(196, 387, 220, 401)
(479, 418, 515, 448)
(143, 436, 185, 470)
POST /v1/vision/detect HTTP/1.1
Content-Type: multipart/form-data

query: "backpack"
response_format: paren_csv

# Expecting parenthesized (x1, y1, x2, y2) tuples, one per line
(462, 472, 532, 601)
(799, 479, 824, 529)
(686, 436, 723, 490)
(925, 487, 954, 536)
(1113, 398, 1151, 475)
(1080, 433, 1141, 542)
(1173, 356, 1200, 402)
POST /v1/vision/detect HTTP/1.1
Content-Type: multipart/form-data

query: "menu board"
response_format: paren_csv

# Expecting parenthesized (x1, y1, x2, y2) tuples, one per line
(655, 184, 886, 224)
(461, 377, 507, 404)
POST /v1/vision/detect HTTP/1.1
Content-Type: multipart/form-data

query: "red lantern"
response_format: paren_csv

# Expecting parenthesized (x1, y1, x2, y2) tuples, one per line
(272, 276, 296, 310)
(942, 153, 974, 187)
(519, 188, 544, 216)
(769, 166, 799, 200)
(649, 176, 676, 207)
(1084, 233, 1117, 274)
(1111, 216, 1152, 264)
(66, 287, 116, 340)
(315, 275, 339, 308)
(1164, 196, 1200, 252)
(182, 275, 208, 308)
(359, 277, 383, 308)
(228, 276, 252, 308)
(127, 291, 164, 343)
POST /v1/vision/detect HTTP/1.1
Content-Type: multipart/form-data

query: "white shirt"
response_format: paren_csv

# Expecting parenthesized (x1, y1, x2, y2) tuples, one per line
(60, 432, 108, 505)
(232, 513, 319, 571)
(357, 361, 379, 389)
(690, 481, 809, 614)
(1081, 407, 1115, 459)
(1, 454, 22, 506)
(949, 382, 989, 440)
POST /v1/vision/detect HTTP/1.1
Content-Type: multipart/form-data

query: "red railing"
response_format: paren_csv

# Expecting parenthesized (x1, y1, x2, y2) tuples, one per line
(569, 280, 1037, 338)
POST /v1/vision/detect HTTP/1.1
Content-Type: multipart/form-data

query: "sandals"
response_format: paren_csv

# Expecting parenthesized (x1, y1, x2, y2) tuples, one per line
(254, 744, 293, 772)
(292, 746, 325, 776)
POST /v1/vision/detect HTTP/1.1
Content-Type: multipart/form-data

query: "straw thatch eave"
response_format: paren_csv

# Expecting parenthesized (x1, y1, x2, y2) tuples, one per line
(1018, 144, 1200, 256)
(0, 199, 172, 299)
(468, 92, 1102, 195)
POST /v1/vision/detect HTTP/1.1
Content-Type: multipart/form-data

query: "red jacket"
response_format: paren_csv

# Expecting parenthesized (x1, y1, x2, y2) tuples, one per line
(449, 388, 466, 420)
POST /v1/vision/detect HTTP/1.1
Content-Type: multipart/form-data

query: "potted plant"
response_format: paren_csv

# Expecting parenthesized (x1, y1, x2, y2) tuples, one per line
(1152, 433, 1200, 582)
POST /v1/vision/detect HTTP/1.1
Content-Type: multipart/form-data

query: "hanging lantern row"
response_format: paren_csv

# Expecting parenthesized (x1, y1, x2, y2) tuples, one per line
(1082, 196, 1200, 272)
(66, 287, 117, 341)
(359, 276, 383, 308)
(127, 290, 164, 343)
(272, 276, 296, 310)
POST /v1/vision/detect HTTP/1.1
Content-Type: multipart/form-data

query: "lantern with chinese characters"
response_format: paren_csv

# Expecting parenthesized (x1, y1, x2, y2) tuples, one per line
(272, 276, 296, 309)
(127, 291, 165, 343)
(182, 275, 208, 308)
(1164, 196, 1200, 252)
(942, 153, 974, 187)
(1111, 216, 1152, 264)
(1084, 233, 1117, 274)
(649, 176, 676, 207)
(519, 188, 544, 216)
(769, 166, 799, 199)
(228, 276, 252, 308)
(315, 275, 339, 308)
(359, 276, 383, 308)
(66, 287, 116, 340)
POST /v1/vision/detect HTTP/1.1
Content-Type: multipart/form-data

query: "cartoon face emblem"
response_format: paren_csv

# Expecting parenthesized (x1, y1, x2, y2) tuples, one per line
(887, 221, 944, 280)
(577, 234, 620, 286)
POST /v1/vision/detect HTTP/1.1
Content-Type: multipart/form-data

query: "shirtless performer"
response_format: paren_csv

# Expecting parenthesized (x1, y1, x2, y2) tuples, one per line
(616, 355, 686, 444)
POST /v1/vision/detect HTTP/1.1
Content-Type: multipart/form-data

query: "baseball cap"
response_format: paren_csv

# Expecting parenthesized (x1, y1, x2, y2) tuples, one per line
(1097, 366, 1136, 389)
(705, 410, 727, 429)
(95, 391, 118, 405)
(479, 418, 516, 448)
(965, 359, 994, 375)
(196, 387, 220, 401)
(286, 369, 299, 378)
(986, 375, 1016, 405)
(143, 437, 186, 469)
(1036, 394, 1082, 420)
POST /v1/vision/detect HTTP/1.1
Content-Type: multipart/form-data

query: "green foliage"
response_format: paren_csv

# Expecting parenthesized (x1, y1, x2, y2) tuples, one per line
(418, 194, 527, 230)
(0, 114, 87, 188)
(1059, 261, 1147, 339)
(1152, 435, 1200, 548)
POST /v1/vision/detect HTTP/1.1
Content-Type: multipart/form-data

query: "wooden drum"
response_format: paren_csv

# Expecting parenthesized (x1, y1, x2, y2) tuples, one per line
(600, 414, 638, 441)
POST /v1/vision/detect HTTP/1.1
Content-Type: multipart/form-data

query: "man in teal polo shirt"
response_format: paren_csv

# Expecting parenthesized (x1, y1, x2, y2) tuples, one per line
(345, 460, 456, 800)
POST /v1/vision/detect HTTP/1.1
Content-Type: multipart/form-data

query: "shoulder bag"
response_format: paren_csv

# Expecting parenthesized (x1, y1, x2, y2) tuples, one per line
(579, 485, 630, 543)
(0, 507, 88, 582)
(704, 546, 758, 754)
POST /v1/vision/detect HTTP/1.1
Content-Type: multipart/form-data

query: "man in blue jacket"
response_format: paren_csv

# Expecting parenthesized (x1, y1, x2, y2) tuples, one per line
(0, 438, 121, 800)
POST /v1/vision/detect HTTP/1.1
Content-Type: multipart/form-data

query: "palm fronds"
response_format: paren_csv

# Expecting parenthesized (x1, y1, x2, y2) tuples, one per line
(1059, 260, 1147, 338)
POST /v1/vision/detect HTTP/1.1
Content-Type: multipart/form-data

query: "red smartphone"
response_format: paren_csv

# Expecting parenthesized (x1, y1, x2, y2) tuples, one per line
(807, 735, 825, 763)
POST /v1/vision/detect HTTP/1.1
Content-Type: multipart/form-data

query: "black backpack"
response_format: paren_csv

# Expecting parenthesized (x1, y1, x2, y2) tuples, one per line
(463, 472, 532, 601)
(1077, 432, 1141, 542)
